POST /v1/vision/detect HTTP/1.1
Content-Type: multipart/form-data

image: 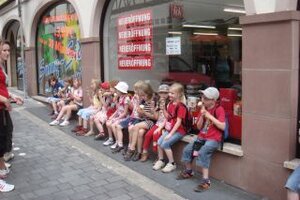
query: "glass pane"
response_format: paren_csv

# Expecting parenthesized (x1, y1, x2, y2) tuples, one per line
(36, 2, 82, 95)
(104, 0, 244, 92)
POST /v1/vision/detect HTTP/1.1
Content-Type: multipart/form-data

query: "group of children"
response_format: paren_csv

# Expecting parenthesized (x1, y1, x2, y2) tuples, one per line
(47, 75, 227, 193)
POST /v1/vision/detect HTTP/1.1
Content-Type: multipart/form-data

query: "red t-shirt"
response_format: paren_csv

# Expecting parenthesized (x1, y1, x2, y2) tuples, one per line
(197, 105, 225, 142)
(166, 102, 187, 135)
(0, 67, 9, 109)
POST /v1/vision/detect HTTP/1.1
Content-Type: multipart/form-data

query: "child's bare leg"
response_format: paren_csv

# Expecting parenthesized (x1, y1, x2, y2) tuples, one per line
(137, 129, 146, 153)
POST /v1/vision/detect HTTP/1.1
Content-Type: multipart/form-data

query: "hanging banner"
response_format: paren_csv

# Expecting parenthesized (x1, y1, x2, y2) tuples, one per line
(117, 9, 153, 70)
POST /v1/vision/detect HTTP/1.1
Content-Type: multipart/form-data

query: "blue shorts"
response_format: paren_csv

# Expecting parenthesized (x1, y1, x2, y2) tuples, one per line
(285, 166, 300, 193)
(157, 131, 183, 149)
(119, 117, 143, 128)
(181, 138, 219, 169)
(47, 97, 60, 103)
(77, 107, 96, 120)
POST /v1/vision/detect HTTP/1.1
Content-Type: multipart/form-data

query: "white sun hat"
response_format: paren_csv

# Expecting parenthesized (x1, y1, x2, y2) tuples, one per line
(114, 81, 129, 94)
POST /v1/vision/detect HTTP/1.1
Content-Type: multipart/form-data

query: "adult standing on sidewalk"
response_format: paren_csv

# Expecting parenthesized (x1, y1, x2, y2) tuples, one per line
(0, 39, 23, 192)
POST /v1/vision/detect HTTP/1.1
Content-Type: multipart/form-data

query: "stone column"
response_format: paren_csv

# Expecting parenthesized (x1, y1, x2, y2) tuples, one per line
(24, 46, 38, 96)
(80, 37, 101, 106)
(240, 11, 299, 200)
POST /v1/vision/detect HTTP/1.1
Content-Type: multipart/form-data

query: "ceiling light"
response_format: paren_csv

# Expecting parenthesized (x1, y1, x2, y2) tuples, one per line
(183, 24, 216, 29)
(228, 27, 242, 31)
(168, 31, 182, 35)
(224, 8, 246, 14)
(193, 33, 218, 36)
(228, 34, 242, 37)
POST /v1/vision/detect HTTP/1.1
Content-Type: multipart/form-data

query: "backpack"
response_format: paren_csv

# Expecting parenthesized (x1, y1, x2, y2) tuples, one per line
(213, 106, 229, 150)
(173, 103, 197, 135)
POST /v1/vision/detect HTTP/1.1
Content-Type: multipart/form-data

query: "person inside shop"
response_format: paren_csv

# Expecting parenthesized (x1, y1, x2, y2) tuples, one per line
(213, 44, 233, 89)
(285, 165, 300, 200)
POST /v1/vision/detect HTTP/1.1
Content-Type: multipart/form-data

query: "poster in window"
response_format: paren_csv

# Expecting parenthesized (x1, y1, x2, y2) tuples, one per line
(117, 9, 153, 70)
(166, 37, 181, 55)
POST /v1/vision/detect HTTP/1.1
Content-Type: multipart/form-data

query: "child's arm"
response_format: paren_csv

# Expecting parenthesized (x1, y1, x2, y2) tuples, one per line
(117, 103, 129, 119)
(201, 107, 225, 131)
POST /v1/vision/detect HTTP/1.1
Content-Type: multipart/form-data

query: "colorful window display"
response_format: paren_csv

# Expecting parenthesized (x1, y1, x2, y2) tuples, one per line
(37, 2, 82, 95)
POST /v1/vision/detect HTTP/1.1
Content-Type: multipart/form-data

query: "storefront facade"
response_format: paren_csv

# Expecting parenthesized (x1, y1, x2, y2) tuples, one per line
(0, 0, 299, 199)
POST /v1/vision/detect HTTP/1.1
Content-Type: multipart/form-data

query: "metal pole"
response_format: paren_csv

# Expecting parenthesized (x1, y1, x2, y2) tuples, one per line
(18, 0, 27, 99)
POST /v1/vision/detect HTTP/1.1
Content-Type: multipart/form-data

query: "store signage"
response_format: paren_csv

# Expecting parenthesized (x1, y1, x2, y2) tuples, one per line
(170, 3, 184, 19)
(166, 37, 181, 55)
(117, 9, 153, 70)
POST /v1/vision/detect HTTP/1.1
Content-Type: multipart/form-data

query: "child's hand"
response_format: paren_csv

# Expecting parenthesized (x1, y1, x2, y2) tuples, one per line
(153, 128, 161, 135)
(164, 133, 172, 141)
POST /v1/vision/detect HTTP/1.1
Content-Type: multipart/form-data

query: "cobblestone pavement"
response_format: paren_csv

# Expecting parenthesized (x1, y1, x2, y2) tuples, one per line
(0, 92, 263, 200)
(0, 104, 181, 200)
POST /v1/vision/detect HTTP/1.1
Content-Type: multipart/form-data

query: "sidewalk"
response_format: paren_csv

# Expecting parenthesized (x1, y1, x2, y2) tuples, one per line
(0, 88, 264, 200)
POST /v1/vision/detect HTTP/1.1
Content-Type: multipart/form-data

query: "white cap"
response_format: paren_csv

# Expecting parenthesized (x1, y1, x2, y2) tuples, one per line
(114, 81, 129, 94)
(199, 87, 219, 100)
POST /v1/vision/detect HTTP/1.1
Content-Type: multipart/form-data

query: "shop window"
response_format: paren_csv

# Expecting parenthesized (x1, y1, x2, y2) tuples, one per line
(36, 2, 82, 95)
(103, 0, 244, 143)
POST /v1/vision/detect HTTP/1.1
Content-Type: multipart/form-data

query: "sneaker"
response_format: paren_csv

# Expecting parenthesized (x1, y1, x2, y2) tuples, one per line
(153, 160, 165, 171)
(124, 149, 135, 161)
(131, 152, 141, 162)
(0, 180, 15, 192)
(4, 163, 11, 169)
(176, 170, 193, 180)
(112, 145, 124, 154)
(194, 179, 211, 192)
(3, 152, 14, 162)
(0, 168, 9, 179)
(161, 163, 176, 173)
(49, 120, 60, 126)
(103, 138, 114, 146)
(59, 120, 70, 126)
(110, 142, 118, 149)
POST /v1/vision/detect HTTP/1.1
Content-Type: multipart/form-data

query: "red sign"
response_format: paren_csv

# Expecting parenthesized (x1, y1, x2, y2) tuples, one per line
(170, 3, 184, 19)
(117, 9, 153, 70)
(118, 41, 152, 55)
(118, 56, 152, 70)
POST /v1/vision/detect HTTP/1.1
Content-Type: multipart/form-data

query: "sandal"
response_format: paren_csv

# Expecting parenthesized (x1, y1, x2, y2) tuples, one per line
(193, 179, 211, 192)
(124, 149, 135, 161)
(76, 128, 88, 136)
(94, 132, 106, 140)
(176, 170, 193, 180)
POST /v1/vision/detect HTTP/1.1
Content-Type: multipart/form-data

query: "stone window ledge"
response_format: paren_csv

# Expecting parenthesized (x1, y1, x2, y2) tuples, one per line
(284, 159, 300, 170)
(181, 135, 244, 157)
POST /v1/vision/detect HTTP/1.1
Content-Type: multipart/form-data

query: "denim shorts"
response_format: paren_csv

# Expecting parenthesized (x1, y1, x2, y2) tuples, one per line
(157, 130, 183, 149)
(47, 97, 60, 103)
(77, 107, 97, 120)
(285, 166, 300, 193)
(119, 117, 143, 128)
(181, 139, 219, 169)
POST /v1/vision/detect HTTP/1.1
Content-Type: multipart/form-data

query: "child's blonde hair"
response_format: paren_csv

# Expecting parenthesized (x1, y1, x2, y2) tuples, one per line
(170, 83, 186, 104)
(140, 82, 154, 100)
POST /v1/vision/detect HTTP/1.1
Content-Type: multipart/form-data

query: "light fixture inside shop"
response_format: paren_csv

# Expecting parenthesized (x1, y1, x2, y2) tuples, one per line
(224, 7, 246, 14)
(168, 31, 183, 35)
(193, 32, 218, 36)
(183, 24, 215, 29)
(228, 27, 243, 31)
(227, 34, 242, 37)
